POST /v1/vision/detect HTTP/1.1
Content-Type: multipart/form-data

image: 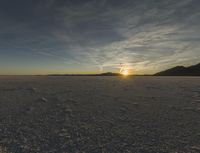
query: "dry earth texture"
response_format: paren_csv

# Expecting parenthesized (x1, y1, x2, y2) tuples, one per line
(0, 76, 200, 153)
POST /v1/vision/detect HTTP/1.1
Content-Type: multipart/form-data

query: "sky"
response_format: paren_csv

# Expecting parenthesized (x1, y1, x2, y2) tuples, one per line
(0, 0, 200, 75)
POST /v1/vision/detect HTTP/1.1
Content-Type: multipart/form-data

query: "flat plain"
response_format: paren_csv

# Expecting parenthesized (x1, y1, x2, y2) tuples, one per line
(0, 76, 200, 153)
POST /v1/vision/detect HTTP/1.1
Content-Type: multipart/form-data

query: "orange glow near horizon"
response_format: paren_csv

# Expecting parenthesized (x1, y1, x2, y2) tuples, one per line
(121, 69, 129, 76)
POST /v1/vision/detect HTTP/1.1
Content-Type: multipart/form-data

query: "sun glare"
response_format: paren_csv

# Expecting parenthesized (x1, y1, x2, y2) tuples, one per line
(121, 70, 129, 76)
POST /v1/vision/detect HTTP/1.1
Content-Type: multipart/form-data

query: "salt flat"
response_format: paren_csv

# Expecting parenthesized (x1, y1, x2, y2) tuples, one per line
(0, 76, 200, 153)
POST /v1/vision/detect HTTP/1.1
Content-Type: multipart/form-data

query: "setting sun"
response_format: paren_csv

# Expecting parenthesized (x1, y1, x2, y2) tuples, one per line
(121, 69, 129, 76)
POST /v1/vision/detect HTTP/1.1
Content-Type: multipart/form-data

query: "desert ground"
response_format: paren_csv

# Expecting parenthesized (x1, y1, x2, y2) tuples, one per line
(0, 76, 200, 153)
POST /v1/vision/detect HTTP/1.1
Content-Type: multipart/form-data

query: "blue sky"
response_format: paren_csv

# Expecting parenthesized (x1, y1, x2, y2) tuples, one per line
(0, 0, 200, 74)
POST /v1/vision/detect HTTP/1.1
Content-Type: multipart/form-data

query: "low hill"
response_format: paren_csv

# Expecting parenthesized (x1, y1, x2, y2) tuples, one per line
(48, 72, 121, 76)
(155, 63, 200, 76)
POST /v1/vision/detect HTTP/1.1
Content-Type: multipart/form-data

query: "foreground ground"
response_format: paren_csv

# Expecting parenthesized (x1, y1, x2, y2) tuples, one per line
(0, 76, 200, 153)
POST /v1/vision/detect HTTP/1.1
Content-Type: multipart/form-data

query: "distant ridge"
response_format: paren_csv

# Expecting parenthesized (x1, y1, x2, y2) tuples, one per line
(48, 72, 121, 76)
(99, 72, 121, 76)
(155, 63, 200, 76)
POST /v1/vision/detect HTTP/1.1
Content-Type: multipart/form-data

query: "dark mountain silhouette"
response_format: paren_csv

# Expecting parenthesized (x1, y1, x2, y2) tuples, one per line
(99, 72, 121, 76)
(155, 63, 200, 76)
(48, 72, 121, 76)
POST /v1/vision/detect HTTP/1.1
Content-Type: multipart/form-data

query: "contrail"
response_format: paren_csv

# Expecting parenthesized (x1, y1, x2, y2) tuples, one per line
(120, 63, 125, 73)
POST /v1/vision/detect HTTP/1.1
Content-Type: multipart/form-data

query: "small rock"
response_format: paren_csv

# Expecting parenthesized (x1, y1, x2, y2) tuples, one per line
(68, 98, 77, 103)
(194, 99, 200, 102)
(27, 87, 36, 92)
(190, 146, 200, 151)
(196, 108, 200, 112)
(133, 103, 139, 107)
(65, 108, 72, 115)
(64, 107, 71, 112)
(120, 107, 127, 112)
(38, 97, 47, 102)
(26, 106, 35, 114)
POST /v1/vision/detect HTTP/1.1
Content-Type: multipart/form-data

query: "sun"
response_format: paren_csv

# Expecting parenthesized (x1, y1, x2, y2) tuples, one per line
(121, 69, 129, 76)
